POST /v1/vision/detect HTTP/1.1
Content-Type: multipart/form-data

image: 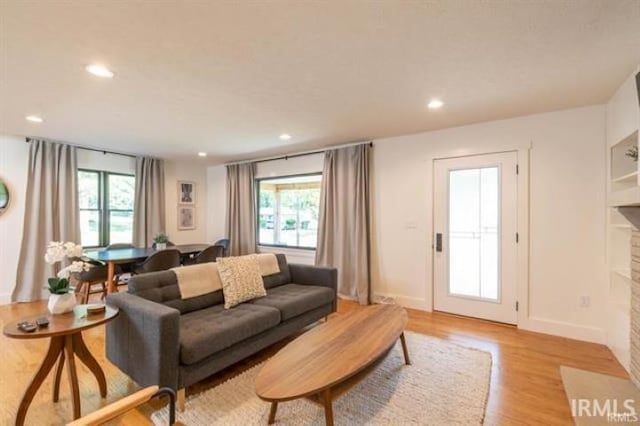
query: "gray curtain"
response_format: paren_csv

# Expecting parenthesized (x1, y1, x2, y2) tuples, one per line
(315, 143, 372, 305)
(12, 139, 80, 302)
(133, 157, 166, 248)
(226, 162, 256, 256)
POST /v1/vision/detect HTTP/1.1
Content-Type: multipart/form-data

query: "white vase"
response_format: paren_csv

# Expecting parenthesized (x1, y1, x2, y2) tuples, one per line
(48, 292, 77, 315)
(156, 243, 167, 250)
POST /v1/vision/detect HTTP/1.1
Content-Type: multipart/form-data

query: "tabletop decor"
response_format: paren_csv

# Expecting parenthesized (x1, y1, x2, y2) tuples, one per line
(153, 231, 170, 250)
(44, 241, 90, 314)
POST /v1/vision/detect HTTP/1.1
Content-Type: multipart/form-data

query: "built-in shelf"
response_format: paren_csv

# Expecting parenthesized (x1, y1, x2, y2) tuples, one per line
(612, 171, 639, 183)
(609, 186, 640, 207)
(613, 268, 632, 280)
(610, 130, 639, 182)
(611, 223, 633, 229)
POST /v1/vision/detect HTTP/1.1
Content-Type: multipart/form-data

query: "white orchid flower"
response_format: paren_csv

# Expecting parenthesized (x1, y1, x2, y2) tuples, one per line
(57, 260, 91, 279)
(45, 241, 86, 265)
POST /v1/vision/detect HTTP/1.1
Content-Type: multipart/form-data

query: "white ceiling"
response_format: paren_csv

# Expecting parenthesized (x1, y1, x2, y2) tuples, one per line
(1, 1, 639, 164)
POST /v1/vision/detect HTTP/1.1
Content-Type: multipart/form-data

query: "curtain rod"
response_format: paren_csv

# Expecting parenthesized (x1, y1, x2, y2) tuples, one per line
(229, 141, 374, 166)
(25, 137, 138, 159)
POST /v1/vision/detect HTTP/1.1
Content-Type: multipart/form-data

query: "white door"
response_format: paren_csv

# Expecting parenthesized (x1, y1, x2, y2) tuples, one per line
(433, 152, 518, 324)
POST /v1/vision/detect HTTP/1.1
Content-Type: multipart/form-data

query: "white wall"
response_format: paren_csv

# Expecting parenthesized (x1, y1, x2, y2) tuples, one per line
(372, 105, 607, 343)
(164, 160, 209, 245)
(206, 165, 227, 244)
(205, 106, 608, 342)
(0, 135, 29, 304)
(77, 149, 136, 174)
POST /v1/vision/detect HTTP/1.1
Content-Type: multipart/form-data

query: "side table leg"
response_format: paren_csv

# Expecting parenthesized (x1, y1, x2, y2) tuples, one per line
(268, 401, 278, 424)
(52, 350, 65, 402)
(16, 336, 64, 426)
(400, 332, 411, 365)
(322, 388, 334, 426)
(64, 336, 81, 419)
(72, 333, 107, 397)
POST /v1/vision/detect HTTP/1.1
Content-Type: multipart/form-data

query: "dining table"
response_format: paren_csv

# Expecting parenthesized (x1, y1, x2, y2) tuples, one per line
(84, 244, 210, 293)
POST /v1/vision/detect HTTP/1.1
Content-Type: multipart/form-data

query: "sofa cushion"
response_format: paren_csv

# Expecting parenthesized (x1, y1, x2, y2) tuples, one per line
(262, 254, 292, 289)
(179, 303, 280, 365)
(250, 284, 335, 321)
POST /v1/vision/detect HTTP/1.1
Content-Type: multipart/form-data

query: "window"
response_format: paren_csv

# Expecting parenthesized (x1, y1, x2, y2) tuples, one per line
(78, 170, 135, 248)
(257, 174, 322, 249)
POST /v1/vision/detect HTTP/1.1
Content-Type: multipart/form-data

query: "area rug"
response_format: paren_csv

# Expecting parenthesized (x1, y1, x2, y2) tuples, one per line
(152, 331, 492, 425)
(561, 366, 640, 426)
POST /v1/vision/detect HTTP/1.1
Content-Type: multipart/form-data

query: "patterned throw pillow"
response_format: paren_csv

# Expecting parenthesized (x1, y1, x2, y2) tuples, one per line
(217, 254, 267, 309)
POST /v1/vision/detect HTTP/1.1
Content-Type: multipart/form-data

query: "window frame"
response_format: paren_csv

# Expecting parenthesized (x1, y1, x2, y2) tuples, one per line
(78, 168, 135, 248)
(255, 172, 322, 251)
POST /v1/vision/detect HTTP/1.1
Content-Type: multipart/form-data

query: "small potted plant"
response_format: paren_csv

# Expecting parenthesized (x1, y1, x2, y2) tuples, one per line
(153, 232, 169, 250)
(44, 242, 91, 314)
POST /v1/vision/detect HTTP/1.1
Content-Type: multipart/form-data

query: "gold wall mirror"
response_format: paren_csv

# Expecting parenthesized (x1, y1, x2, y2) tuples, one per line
(0, 180, 9, 214)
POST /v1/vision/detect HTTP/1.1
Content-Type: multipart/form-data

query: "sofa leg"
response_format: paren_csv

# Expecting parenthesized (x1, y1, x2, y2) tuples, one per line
(324, 316, 329, 322)
(177, 388, 185, 412)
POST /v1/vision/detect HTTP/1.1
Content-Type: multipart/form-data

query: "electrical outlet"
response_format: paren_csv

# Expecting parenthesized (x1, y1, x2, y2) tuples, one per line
(579, 296, 591, 308)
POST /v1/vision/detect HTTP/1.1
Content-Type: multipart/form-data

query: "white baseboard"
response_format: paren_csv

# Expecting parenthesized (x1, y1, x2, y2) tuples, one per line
(520, 316, 606, 344)
(0, 292, 11, 305)
(371, 293, 606, 345)
(372, 293, 431, 311)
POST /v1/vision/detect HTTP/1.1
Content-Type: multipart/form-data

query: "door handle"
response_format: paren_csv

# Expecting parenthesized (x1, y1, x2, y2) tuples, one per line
(435, 233, 443, 252)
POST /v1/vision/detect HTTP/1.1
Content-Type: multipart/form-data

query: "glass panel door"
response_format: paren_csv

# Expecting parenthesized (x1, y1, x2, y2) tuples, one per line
(449, 167, 500, 301)
(433, 151, 518, 325)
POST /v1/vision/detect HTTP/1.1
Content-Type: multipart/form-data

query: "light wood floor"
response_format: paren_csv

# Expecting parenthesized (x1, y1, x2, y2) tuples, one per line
(0, 299, 627, 425)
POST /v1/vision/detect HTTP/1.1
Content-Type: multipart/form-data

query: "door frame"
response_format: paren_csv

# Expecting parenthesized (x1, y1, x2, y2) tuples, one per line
(430, 146, 530, 327)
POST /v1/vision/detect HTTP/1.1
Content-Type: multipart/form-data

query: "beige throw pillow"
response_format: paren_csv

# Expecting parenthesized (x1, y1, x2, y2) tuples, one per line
(217, 254, 266, 309)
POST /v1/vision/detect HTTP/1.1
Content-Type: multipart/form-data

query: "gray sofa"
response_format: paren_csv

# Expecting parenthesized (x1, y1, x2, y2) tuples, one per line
(106, 254, 337, 391)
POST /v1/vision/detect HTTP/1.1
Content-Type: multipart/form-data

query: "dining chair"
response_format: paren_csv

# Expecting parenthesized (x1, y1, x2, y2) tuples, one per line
(184, 245, 224, 265)
(213, 239, 230, 257)
(71, 257, 121, 304)
(132, 249, 181, 275)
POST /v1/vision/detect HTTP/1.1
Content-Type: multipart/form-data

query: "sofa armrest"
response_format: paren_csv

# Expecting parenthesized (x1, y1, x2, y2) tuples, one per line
(289, 263, 338, 311)
(106, 292, 181, 390)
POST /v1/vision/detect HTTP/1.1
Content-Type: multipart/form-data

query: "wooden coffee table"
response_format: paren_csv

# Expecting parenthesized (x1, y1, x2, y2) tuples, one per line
(255, 304, 410, 425)
(3, 304, 118, 426)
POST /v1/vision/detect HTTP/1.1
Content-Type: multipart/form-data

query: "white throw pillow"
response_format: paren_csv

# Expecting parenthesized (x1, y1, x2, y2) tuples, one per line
(217, 254, 267, 309)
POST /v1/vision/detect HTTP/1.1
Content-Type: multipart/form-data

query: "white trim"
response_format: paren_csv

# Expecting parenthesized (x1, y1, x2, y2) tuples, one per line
(257, 245, 315, 258)
(429, 146, 530, 328)
(515, 148, 530, 327)
(520, 316, 606, 344)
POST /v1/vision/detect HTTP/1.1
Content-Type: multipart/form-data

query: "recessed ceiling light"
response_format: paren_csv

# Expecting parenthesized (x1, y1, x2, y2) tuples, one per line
(428, 99, 444, 109)
(197, 152, 207, 157)
(85, 64, 114, 78)
(279, 134, 292, 140)
(25, 115, 44, 123)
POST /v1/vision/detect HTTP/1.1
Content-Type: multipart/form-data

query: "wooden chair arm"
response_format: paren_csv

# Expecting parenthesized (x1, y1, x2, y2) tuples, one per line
(66, 386, 160, 426)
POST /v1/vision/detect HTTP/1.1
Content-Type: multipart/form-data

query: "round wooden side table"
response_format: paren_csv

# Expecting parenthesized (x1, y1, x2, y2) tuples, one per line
(3, 304, 119, 426)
